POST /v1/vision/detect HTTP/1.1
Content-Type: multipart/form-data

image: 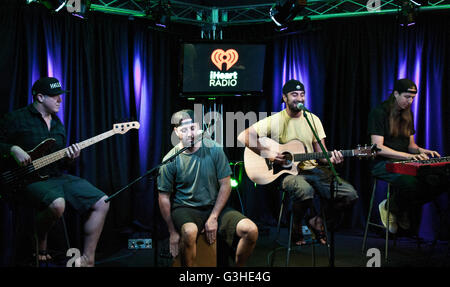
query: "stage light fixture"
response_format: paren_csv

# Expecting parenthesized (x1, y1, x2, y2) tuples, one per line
(70, 0, 91, 19)
(270, 0, 307, 27)
(38, 0, 67, 12)
(146, 1, 172, 29)
(409, 0, 429, 6)
(399, 0, 418, 27)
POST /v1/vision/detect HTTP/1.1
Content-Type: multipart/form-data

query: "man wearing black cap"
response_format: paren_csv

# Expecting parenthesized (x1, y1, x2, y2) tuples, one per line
(368, 78, 442, 234)
(238, 80, 358, 246)
(0, 77, 109, 266)
(157, 109, 258, 266)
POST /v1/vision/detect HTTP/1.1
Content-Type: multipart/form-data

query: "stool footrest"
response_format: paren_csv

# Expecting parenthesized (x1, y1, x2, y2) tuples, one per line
(368, 222, 386, 229)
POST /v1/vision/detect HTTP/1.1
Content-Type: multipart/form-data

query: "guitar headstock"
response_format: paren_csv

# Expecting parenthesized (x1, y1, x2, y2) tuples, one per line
(353, 144, 380, 159)
(113, 121, 140, 134)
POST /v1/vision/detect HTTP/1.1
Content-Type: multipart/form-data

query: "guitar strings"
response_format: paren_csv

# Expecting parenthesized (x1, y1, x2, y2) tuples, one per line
(2, 129, 118, 185)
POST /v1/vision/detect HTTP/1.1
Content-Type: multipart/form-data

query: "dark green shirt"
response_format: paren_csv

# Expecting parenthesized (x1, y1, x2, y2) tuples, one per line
(0, 104, 67, 176)
(157, 138, 232, 208)
(367, 103, 415, 163)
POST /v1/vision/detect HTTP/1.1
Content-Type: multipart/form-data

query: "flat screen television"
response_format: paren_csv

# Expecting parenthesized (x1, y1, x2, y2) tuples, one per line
(180, 42, 266, 96)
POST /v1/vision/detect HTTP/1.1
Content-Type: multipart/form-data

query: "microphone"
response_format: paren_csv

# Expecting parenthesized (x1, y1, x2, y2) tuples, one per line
(296, 102, 311, 112)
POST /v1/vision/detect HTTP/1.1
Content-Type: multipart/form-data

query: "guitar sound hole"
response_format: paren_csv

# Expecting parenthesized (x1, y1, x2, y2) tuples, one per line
(281, 152, 293, 168)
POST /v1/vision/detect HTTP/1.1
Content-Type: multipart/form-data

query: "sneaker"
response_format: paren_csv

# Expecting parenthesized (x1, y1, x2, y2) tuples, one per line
(398, 211, 411, 230)
(378, 199, 398, 234)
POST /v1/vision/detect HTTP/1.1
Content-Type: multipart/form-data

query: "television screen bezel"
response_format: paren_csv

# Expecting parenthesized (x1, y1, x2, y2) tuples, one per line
(178, 40, 267, 97)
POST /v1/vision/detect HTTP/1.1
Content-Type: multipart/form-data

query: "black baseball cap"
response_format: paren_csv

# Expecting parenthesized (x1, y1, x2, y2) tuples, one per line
(32, 77, 69, 96)
(172, 109, 200, 128)
(282, 80, 305, 95)
(393, 78, 417, 94)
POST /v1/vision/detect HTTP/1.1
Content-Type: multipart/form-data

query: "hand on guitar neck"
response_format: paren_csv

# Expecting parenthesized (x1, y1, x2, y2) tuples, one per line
(66, 143, 81, 160)
(328, 150, 344, 164)
(11, 143, 81, 167)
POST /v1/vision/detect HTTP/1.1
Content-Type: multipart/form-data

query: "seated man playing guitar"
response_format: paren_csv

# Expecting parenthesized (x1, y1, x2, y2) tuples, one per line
(0, 77, 109, 267)
(238, 80, 358, 245)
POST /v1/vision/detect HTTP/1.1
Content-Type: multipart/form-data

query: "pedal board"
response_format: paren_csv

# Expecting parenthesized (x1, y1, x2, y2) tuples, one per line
(128, 238, 152, 249)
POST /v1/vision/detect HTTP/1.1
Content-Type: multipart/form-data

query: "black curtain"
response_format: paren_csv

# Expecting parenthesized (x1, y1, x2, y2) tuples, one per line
(0, 1, 188, 265)
(1, 0, 449, 266)
(223, 12, 450, 238)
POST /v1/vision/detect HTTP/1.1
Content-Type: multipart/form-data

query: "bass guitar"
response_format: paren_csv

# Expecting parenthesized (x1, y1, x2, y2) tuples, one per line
(0, 121, 140, 196)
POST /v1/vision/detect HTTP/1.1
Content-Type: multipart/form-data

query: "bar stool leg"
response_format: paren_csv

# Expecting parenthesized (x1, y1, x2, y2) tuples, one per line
(269, 190, 286, 266)
(286, 210, 294, 267)
(276, 191, 285, 238)
(321, 203, 331, 261)
(385, 184, 391, 263)
(362, 180, 377, 253)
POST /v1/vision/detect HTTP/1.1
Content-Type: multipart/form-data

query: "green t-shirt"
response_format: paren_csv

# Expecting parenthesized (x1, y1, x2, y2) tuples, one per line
(157, 138, 232, 208)
(252, 109, 326, 170)
(367, 103, 415, 162)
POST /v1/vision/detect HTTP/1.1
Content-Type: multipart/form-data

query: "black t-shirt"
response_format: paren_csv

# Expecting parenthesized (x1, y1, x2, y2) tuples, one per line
(367, 103, 415, 163)
(0, 104, 67, 177)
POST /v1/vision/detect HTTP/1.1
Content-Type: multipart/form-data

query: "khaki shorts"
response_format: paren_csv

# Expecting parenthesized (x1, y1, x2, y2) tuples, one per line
(172, 205, 247, 247)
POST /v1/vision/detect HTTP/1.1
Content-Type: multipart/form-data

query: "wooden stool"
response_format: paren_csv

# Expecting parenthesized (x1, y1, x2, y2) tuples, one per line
(172, 233, 217, 267)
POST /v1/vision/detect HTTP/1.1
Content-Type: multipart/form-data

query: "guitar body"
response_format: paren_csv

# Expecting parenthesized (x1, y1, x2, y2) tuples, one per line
(0, 121, 140, 199)
(244, 137, 306, 185)
(27, 138, 57, 162)
(0, 138, 56, 196)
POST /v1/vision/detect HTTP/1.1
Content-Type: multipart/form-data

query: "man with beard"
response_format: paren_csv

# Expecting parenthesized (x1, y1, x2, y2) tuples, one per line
(158, 109, 258, 266)
(238, 80, 358, 246)
(368, 78, 444, 234)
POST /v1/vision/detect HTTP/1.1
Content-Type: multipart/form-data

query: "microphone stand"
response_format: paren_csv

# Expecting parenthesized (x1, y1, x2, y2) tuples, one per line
(105, 128, 209, 203)
(302, 108, 341, 267)
(104, 128, 209, 267)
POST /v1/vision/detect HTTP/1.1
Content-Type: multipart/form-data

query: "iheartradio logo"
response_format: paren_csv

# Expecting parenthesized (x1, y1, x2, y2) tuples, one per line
(211, 49, 239, 71)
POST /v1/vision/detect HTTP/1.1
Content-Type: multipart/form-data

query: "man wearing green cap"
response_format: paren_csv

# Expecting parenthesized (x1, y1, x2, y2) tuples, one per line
(368, 78, 443, 234)
(238, 80, 358, 246)
(0, 77, 109, 266)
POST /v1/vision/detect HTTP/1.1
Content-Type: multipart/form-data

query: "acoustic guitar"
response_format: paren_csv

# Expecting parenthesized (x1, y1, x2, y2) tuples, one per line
(244, 137, 377, 185)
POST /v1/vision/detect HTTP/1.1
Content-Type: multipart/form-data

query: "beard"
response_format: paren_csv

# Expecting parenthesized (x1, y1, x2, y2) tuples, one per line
(182, 136, 195, 147)
(287, 101, 303, 113)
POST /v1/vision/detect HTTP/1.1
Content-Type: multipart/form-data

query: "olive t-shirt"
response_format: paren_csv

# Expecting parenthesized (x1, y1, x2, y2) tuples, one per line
(252, 109, 326, 170)
(157, 138, 232, 208)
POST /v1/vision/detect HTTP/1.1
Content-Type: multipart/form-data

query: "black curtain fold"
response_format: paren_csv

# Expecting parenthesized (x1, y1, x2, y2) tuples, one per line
(1, 1, 449, 266)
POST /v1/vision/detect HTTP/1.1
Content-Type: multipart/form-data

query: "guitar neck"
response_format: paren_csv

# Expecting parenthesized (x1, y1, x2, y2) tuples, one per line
(293, 150, 354, 162)
(32, 129, 115, 170)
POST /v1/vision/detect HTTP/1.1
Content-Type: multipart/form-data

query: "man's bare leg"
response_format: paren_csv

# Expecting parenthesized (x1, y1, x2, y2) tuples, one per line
(76, 196, 110, 267)
(235, 219, 258, 267)
(180, 223, 198, 267)
(36, 198, 65, 260)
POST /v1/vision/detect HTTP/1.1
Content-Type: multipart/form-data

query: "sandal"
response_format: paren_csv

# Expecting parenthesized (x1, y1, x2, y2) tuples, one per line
(33, 250, 53, 267)
(291, 226, 307, 246)
(306, 216, 327, 245)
